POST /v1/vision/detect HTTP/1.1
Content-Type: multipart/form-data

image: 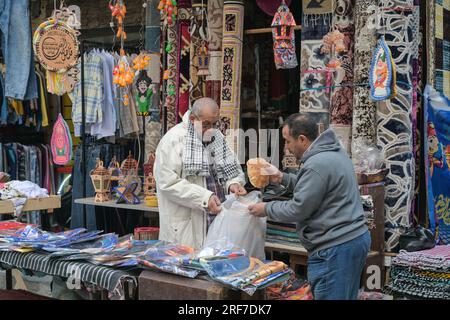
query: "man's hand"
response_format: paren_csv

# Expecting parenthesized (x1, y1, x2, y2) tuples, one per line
(260, 164, 283, 184)
(208, 195, 222, 215)
(248, 202, 267, 217)
(229, 183, 247, 197)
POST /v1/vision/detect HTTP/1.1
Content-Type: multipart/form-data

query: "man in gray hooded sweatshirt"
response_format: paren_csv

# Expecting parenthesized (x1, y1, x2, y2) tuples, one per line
(248, 113, 371, 300)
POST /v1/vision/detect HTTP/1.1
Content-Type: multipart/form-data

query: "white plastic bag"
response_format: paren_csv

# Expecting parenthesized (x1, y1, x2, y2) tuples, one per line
(204, 191, 267, 260)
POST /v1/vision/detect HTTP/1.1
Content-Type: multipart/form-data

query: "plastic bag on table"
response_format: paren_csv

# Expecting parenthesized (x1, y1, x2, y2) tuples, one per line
(204, 191, 266, 260)
(352, 140, 385, 174)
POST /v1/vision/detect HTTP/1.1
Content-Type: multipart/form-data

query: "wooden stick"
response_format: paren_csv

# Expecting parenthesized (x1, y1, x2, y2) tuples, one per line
(244, 25, 302, 35)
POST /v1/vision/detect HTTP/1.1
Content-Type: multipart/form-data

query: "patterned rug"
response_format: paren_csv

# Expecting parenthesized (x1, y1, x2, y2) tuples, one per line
(177, 4, 191, 118)
(351, 0, 378, 147)
(220, 0, 244, 152)
(377, 1, 418, 252)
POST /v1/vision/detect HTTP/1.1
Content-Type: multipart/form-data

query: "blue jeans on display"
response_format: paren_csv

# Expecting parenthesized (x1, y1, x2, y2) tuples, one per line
(0, 0, 38, 100)
(71, 145, 101, 231)
(307, 230, 371, 300)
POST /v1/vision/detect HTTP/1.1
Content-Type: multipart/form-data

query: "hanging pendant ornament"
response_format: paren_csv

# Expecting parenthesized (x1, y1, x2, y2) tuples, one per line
(158, 0, 178, 26)
(51, 114, 73, 165)
(271, 1, 298, 70)
(135, 70, 153, 116)
(109, 0, 127, 40)
(369, 36, 396, 101)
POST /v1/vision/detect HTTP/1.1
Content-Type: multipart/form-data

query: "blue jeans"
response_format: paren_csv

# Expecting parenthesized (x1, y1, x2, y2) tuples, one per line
(0, 0, 38, 100)
(307, 231, 371, 300)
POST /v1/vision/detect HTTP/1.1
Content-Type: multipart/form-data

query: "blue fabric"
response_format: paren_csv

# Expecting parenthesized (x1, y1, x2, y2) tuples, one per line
(307, 230, 371, 300)
(424, 85, 450, 245)
(0, 0, 38, 100)
(0, 72, 7, 125)
(70, 144, 101, 231)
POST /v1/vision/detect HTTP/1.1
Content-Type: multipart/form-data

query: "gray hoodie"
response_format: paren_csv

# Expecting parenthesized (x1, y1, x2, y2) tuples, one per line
(266, 129, 368, 254)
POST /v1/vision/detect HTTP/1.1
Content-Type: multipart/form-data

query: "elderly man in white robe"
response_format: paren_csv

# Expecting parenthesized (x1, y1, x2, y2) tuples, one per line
(154, 97, 247, 249)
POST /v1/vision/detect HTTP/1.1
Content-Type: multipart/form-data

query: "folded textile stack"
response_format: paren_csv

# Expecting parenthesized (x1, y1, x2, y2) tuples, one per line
(361, 195, 375, 230)
(0, 180, 49, 215)
(386, 245, 450, 299)
(266, 220, 301, 246)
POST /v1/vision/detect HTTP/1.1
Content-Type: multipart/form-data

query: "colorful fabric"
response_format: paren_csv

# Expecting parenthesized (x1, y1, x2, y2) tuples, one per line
(220, 0, 244, 152)
(351, 0, 377, 147)
(387, 265, 450, 299)
(424, 85, 450, 245)
(177, 6, 191, 118)
(377, 4, 418, 252)
(330, 0, 354, 126)
(392, 245, 450, 271)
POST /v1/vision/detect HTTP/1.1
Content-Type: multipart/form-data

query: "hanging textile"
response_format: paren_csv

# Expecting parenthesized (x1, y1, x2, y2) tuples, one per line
(219, 0, 244, 152)
(351, 0, 378, 147)
(206, 0, 224, 107)
(434, 0, 450, 98)
(376, 2, 418, 252)
(298, 0, 332, 127)
(424, 85, 450, 245)
(329, 0, 354, 128)
(302, 0, 333, 28)
(176, 1, 192, 118)
(165, 21, 178, 130)
(189, 0, 208, 105)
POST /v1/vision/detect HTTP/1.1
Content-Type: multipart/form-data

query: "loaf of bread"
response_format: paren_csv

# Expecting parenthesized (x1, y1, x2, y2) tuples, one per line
(247, 158, 270, 189)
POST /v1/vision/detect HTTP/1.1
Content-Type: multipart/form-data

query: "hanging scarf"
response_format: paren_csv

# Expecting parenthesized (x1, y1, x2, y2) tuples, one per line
(182, 121, 240, 182)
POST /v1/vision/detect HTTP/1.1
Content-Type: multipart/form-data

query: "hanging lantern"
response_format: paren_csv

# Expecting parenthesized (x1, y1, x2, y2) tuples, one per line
(90, 159, 112, 202)
(108, 156, 122, 181)
(271, 1, 298, 69)
(143, 153, 157, 198)
(196, 42, 210, 76)
(119, 153, 142, 196)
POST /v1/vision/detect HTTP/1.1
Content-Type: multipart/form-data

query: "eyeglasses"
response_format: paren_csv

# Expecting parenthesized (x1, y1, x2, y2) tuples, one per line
(194, 117, 221, 130)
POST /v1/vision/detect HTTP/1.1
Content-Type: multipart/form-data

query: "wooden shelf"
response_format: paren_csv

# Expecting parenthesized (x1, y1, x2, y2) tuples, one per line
(74, 197, 159, 213)
(0, 195, 61, 215)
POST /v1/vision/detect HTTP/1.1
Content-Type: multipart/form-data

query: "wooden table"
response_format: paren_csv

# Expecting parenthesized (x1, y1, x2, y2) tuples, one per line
(0, 195, 61, 215)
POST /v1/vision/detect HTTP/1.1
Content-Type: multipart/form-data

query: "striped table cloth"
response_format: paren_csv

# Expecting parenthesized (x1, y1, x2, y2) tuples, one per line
(0, 251, 137, 296)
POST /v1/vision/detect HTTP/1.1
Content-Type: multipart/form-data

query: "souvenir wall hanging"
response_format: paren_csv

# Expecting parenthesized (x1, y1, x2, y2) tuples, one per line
(271, 1, 298, 70)
(90, 160, 112, 202)
(33, 20, 79, 73)
(109, 0, 127, 40)
(369, 36, 396, 101)
(135, 70, 153, 116)
(50, 114, 73, 165)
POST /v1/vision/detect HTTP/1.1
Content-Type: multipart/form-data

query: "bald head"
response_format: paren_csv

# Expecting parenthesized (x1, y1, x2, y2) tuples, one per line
(191, 97, 219, 117)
